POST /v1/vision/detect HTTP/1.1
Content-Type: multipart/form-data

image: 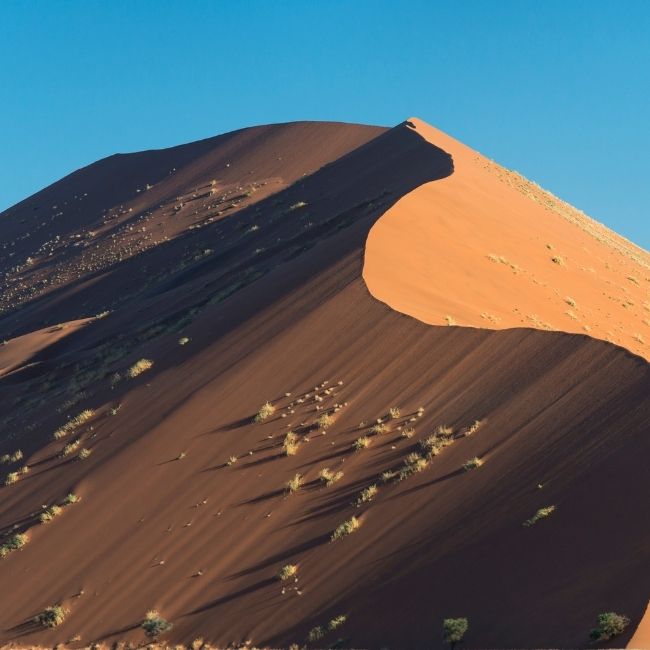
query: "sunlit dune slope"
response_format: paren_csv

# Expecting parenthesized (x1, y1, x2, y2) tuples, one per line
(364, 118, 650, 360)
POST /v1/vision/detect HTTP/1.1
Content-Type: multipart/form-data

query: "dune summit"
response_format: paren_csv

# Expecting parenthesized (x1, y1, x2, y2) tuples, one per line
(364, 118, 650, 361)
(0, 118, 647, 650)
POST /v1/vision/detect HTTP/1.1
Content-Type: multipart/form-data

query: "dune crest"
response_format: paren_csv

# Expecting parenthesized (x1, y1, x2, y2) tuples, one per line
(364, 117, 650, 360)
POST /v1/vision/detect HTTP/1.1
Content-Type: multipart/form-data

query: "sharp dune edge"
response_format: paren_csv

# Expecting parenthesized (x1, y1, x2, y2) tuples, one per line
(0, 118, 647, 650)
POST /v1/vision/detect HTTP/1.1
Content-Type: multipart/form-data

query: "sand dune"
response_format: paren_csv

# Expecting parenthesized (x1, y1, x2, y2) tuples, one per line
(0, 119, 647, 649)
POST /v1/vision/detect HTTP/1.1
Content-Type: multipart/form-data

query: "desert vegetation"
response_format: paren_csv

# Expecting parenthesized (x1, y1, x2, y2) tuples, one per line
(463, 456, 484, 471)
(142, 610, 173, 639)
(331, 515, 361, 541)
(0, 533, 29, 558)
(589, 611, 630, 642)
(277, 564, 298, 581)
(128, 358, 154, 378)
(53, 408, 95, 440)
(34, 605, 68, 628)
(523, 505, 556, 527)
(443, 617, 469, 649)
(254, 401, 275, 422)
(318, 467, 343, 486)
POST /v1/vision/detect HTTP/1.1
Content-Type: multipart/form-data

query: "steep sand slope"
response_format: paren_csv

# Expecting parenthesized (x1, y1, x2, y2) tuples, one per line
(0, 120, 648, 649)
(364, 118, 650, 360)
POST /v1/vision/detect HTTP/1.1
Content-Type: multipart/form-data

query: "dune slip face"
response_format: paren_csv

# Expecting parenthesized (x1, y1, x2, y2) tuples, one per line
(0, 119, 648, 649)
(364, 117, 650, 361)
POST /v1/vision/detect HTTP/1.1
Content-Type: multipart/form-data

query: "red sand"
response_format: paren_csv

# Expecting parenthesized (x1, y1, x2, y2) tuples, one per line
(0, 119, 647, 649)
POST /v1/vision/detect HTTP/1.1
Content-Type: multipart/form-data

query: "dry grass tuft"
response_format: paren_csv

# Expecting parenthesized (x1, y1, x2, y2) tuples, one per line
(128, 358, 154, 378)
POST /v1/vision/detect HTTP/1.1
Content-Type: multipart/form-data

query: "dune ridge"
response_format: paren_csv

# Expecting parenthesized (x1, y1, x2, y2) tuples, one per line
(364, 118, 650, 361)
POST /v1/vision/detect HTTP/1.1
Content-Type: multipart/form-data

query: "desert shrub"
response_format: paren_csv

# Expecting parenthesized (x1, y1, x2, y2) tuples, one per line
(286, 473, 304, 494)
(63, 493, 79, 504)
(401, 427, 415, 438)
(381, 469, 398, 483)
(354, 436, 371, 451)
(141, 610, 172, 638)
(328, 614, 347, 630)
(443, 617, 468, 648)
(551, 255, 565, 266)
(465, 420, 483, 435)
(308, 626, 325, 641)
(523, 505, 556, 527)
(388, 406, 401, 419)
(0, 532, 29, 558)
(0, 449, 22, 464)
(284, 431, 299, 456)
(62, 439, 81, 456)
(370, 422, 389, 435)
(589, 612, 630, 641)
(40, 505, 63, 523)
(318, 467, 343, 487)
(4, 471, 19, 486)
(178, 337, 190, 345)
(463, 457, 484, 471)
(289, 201, 308, 210)
(399, 453, 428, 480)
(435, 424, 454, 436)
(278, 564, 298, 581)
(355, 484, 378, 505)
(317, 412, 335, 429)
(254, 401, 275, 422)
(34, 605, 68, 628)
(331, 516, 360, 541)
(77, 448, 92, 460)
(227, 455, 238, 466)
(128, 358, 154, 378)
(53, 409, 95, 440)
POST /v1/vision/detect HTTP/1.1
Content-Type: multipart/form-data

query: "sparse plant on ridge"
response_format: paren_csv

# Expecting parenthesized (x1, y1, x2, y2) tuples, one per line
(77, 448, 92, 460)
(308, 626, 325, 642)
(388, 406, 401, 419)
(40, 505, 63, 523)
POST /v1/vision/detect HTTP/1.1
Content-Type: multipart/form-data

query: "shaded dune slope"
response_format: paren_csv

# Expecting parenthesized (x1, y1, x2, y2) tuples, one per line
(0, 120, 648, 649)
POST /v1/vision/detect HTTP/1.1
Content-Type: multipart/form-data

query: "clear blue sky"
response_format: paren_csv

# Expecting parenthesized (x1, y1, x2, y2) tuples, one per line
(1, 1, 648, 248)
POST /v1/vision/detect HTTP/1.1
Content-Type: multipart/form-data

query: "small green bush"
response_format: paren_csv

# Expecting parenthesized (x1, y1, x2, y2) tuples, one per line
(308, 626, 325, 642)
(34, 605, 68, 628)
(0, 532, 29, 558)
(443, 617, 468, 648)
(589, 612, 630, 641)
(141, 610, 172, 639)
